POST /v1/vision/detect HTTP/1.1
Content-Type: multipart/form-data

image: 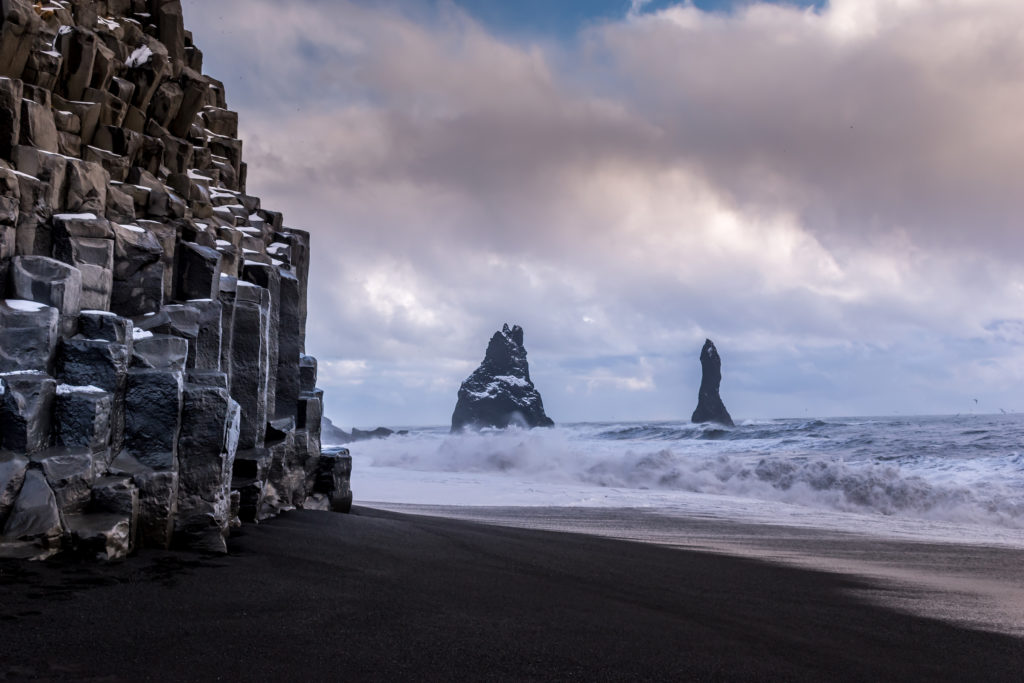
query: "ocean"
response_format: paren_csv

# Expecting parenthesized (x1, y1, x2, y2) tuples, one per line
(329, 414, 1024, 548)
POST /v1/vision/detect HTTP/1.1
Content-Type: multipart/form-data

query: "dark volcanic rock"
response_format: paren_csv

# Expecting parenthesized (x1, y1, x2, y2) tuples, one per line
(352, 427, 394, 441)
(451, 324, 553, 432)
(320, 417, 400, 445)
(691, 339, 734, 427)
(320, 416, 351, 445)
(0, 0, 350, 560)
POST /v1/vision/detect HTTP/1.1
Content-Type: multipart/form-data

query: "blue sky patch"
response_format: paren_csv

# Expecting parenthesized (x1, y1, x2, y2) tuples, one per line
(448, 0, 828, 40)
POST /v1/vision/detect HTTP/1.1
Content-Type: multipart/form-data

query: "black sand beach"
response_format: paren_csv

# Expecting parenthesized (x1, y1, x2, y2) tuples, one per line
(2, 507, 1023, 682)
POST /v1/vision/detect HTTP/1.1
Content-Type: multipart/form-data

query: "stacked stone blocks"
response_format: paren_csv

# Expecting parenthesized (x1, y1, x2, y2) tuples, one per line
(0, 0, 351, 561)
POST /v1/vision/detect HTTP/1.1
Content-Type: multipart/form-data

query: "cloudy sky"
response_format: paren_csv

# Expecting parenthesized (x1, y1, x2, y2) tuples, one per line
(180, 0, 1024, 427)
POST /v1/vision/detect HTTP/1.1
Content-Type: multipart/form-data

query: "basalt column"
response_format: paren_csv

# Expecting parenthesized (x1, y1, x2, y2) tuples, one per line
(0, 1, 349, 562)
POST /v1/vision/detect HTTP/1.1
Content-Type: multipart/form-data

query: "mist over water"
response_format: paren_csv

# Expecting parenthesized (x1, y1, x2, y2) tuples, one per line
(334, 414, 1024, 543)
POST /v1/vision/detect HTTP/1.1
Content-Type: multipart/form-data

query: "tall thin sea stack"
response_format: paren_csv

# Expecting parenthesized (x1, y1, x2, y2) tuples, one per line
(0, 1, 350, 561)
(691, 338, 734, 427)
(451, 324, 553, 432)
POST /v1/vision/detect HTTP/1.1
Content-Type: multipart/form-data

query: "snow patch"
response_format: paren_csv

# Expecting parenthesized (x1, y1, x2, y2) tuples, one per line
(4, 299, 48, 312)
(125, 44, 153, 68)
(54, 212, 97, 221)
(132, 327, 153, 340)
(56, 384, 106, 396)
(494, 375, 530, 388)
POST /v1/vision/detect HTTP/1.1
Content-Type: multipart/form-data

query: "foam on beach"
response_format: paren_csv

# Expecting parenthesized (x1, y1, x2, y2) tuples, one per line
(344, 415, 1024, 547)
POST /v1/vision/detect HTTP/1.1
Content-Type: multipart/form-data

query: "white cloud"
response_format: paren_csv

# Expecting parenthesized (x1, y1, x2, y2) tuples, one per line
(182, 0, 1024, 424)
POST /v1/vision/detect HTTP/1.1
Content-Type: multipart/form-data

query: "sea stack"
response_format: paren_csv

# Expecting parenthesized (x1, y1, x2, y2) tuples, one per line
(451, 324, 554, 432)
(691, 339, 734, 427)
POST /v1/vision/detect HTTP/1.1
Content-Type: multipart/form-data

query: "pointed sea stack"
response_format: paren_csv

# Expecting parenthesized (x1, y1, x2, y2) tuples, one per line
(691, 339, 734, 426)
(451, 324, 554, 432)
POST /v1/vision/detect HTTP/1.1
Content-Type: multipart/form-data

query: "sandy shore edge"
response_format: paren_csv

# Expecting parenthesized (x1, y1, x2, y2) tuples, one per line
(368, 502, 1024, 638)
(1, 506, 1022, 681)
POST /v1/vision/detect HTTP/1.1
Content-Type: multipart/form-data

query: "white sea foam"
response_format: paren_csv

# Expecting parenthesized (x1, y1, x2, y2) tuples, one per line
(344, 417, 1024, 543)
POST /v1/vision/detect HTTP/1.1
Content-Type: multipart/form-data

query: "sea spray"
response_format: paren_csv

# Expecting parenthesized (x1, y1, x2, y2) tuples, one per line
(349, 415, 1024, 530)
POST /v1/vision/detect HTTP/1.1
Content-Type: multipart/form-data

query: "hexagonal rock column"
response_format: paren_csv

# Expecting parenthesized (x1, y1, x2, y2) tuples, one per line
(131, 335, 188, 373)
(274, 270, 301, 420)
(0, 373, 56, 455)
(0, 300, 59, 373)
(0, 468, 63, 561)
(259, 420, 310, 521)
(134, 305, 199, 368)
(54, 384, 112, 457)
(119, 368, 183, 549)
(230, 281, 269, 450)
(314, 450, 353, 514)
(176, 241, 221, 301)
(9, 255, 82, 337)
(35, 447, 96, 516)
(65, 513, 132, 561)
(0, 452, 29, 529)
(57, 337, 132, 457)
(231, 447, 270, 523)
(111, 222, 164, 317)
(189, 299, 223, 371)
(51, 213, 115, 311)
(241, 262, 279, 419)
(174, 381, 239, 553)
(123, 368, 183, 472)
(91, 476, 141, 555)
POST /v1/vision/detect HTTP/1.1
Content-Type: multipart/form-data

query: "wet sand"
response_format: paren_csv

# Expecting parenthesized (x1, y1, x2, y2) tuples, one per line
(2, 506, 1023, 681)
(374, 503, 1024, 638)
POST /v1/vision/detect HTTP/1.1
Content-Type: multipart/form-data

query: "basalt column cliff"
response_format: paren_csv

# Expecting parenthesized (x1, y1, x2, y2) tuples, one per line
(0, 0, 351, 561)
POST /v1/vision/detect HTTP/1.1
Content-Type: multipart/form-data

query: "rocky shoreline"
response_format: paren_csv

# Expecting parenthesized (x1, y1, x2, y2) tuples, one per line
(0, 0, 350, 561)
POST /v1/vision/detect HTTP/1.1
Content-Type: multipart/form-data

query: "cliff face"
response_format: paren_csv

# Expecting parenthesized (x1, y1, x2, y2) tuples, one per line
(0, 0, 350, 561)
(451, 324, 554, 432)
(691, 338, 734, 427)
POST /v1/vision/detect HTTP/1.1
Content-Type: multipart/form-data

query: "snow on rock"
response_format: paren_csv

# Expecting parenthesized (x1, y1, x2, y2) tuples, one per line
(125, 44, 153, 68)
(451, 324, 554, 432)
(53, 212, 98, 221)
(56, 384, 106, 395)
(4, 299, 49, 312)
